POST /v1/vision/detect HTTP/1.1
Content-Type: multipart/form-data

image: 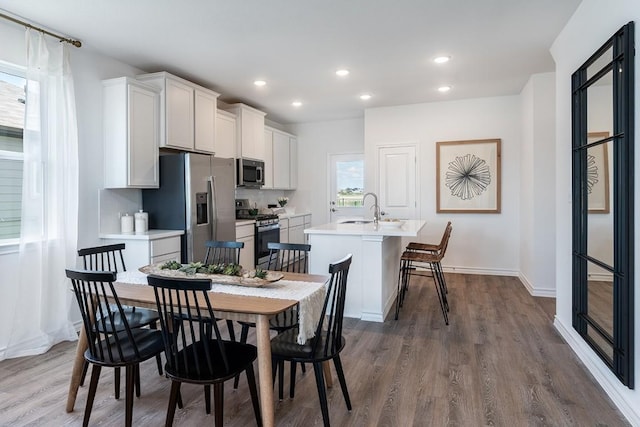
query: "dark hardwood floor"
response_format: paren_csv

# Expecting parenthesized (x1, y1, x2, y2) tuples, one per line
(0, 273, 629, 426)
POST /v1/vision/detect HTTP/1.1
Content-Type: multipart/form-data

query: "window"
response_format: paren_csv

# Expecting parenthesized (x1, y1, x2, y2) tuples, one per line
(0, 68, 26, 243)
(335, 157, 364, 207)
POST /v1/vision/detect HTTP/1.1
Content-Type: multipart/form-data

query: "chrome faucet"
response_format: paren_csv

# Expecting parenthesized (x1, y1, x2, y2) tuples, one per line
(363, 192, 380, 223)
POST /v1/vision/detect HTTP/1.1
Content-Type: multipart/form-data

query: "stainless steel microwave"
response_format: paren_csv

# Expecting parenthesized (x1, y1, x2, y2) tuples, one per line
(237, 157, 264, 188)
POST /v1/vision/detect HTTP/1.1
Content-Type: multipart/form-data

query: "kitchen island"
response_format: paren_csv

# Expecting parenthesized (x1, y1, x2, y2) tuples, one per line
(304, 219, 425, 322)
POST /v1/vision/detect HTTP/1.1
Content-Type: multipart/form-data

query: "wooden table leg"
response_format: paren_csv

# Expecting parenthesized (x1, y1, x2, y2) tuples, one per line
(66, 326, 88, 412)
(255, 315, 275, 427)
(322, 361, 333, 388)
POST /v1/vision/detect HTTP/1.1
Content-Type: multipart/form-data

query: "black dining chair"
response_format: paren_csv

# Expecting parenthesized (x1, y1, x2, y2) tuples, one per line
(66, 269, 165, 427)
(77, 243, 162, 398)
(234, 242, 312, 393)
(199, 240, 245, 413)
(146, 275, 262, 427)
(270, 254, 353, 427)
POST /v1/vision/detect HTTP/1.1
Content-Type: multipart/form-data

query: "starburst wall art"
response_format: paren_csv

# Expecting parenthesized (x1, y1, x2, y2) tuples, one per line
(436, 139, 501, 213)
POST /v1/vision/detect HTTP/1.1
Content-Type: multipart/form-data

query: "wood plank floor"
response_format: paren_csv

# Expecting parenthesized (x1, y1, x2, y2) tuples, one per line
(0, 273, 629, 426)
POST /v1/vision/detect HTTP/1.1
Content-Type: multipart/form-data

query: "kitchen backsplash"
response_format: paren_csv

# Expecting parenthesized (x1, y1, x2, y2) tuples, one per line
(99, 188, 142, 234)
(235, 188, 287, 209)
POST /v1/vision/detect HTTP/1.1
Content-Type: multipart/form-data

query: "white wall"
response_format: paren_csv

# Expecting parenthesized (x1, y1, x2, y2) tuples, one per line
(288, 118, 365, 225)
(551, 0, 640, 424)
(364, 96, 522, 275)
(519, 73, 557, 296)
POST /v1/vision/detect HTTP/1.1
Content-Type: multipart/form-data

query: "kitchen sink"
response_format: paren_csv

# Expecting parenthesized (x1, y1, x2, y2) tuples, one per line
(339, 219, 373, 224)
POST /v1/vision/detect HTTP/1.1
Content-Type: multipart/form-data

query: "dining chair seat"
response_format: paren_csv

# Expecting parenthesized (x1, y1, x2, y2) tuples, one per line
(85, 328, 164, 367)
(165, 340, 258, 384)
(270, 328, 345, 361)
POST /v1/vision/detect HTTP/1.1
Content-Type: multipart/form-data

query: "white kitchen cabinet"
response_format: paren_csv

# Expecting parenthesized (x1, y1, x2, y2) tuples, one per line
(289, 215, 305, 245)
(304, 214, 311, 244)
(100, 231, 182, 271)
(103, 77, 160, 189)
(289, 137, 298, 190)
(223, 103, 266, 160)
(236, 222, 255, 268)
(263, 128, 274, 189)
(263, 127, 297, 190)
(216, 109, 237, 159)
(137, 72, 219, 153)
(279, 218, 289, 244)
(273, 131, 291, 189)
(194, 89, 217, 153)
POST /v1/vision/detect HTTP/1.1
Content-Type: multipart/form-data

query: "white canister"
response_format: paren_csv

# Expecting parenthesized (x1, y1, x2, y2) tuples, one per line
(134, 210, 148, 234)
(120, 213, 134, 234)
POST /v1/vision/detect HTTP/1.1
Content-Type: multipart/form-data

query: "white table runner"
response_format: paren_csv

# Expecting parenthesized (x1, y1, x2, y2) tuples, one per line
(117, 270, 327, 344)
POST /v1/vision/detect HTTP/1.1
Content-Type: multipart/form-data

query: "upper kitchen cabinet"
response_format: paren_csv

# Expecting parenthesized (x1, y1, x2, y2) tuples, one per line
(215, 109, 237, 159)
(137, 72, 220, 154)
(222, 103, 266, 160)
(263, 127, 274, 189)
(103, 77, 160, 188)
(263, 126, 297, 190)
(272, 130, 290, 189)
(289, 136, 298, 189)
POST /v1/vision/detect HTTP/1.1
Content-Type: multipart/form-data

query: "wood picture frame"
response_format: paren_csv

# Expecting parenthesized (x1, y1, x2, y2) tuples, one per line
(436, 138, 501, 213)
(587, 132, 610, 214)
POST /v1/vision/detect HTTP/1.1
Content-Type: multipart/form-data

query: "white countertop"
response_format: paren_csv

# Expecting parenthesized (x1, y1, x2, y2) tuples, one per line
(278, 212, 311, 219)
(100, 229, 184, 240)
(235, 219, 256, 226)
(304, 219, 425, 237)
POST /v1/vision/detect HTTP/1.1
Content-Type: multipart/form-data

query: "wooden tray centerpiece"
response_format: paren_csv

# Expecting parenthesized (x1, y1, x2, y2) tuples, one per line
(139, 261, 283, 287)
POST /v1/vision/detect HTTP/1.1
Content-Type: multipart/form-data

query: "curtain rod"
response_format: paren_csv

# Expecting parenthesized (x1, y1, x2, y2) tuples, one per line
(0, 12, 81, 48)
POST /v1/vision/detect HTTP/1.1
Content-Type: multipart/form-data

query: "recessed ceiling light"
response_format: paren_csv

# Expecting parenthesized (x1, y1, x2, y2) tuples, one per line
(254, 80, 266, 87)
(434, 56, 451, 64)
(438, 86, 451, 92)
(360, 94, 372, 100)
(335, 69, 350, 77)
(292, 101, 303, 107)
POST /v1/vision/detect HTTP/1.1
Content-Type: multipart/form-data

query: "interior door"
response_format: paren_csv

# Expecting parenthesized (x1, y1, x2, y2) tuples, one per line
(377, 145, 417, 219)
(328, 153, 364, 222)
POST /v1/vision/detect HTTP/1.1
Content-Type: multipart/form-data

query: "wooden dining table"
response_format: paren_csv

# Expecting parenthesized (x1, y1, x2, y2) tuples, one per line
(65, 270, 330, 427)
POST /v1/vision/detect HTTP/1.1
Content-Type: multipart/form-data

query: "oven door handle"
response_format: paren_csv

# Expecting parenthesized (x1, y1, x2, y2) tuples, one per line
(256, 223, 280, 232)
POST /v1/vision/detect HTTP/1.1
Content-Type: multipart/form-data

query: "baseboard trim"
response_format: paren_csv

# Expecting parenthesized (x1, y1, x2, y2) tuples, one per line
(518, 272, 556, 298)
(554, 317, 639, 426)
(441, 265, 519, 277)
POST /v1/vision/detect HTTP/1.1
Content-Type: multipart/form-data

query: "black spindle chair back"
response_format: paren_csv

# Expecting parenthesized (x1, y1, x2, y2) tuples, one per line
(78, 243, 127, 273)
(267, 242, 311, 273)
(204, 240, 244, 265)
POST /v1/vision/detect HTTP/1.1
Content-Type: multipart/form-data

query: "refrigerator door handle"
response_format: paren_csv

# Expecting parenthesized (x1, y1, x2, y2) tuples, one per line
(208, 176, 217, 241)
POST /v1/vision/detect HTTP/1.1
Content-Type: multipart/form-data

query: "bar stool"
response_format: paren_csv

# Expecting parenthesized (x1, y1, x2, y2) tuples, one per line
(406, 221, 452, 295)
(395, 222, 452, 323)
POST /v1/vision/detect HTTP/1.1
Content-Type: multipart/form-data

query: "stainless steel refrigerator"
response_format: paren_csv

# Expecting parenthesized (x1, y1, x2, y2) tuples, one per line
(142, 153, 236, 263)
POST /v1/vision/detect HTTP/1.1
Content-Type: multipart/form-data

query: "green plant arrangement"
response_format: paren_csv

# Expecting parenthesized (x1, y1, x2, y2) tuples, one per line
(278, 196, 289, 207)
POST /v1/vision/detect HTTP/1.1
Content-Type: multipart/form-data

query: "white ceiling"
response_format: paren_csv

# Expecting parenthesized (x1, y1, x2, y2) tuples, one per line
(0, 0, 581, 124)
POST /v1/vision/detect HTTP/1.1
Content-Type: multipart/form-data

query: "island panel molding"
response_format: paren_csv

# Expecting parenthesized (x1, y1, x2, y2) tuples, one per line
(436, 138, 501, 213)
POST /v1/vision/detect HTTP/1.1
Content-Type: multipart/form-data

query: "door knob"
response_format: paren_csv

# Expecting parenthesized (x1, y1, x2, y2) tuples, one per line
(330, 208, 337, 212)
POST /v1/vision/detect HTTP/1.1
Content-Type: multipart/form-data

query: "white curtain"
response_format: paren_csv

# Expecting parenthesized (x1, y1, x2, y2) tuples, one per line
(3, 29, 79, 359)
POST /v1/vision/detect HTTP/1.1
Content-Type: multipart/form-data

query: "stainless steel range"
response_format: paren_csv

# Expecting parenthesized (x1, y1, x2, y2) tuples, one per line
(235, 199, 280, 268)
